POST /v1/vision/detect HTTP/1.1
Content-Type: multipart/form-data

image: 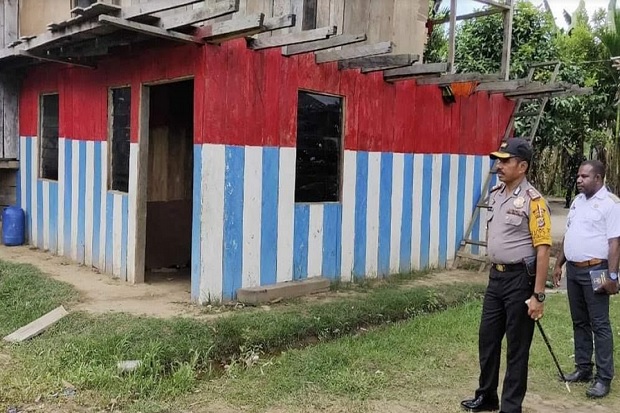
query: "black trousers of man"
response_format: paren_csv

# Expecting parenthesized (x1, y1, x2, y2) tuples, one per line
(566, 262, 614, 383)
(475, 267, 535, 413)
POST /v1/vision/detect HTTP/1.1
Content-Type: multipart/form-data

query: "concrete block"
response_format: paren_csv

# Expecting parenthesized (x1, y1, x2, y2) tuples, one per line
(236, 277, 331, 305)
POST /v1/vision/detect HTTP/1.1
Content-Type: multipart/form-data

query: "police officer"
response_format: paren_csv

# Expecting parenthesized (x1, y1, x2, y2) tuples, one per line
(553, 160, 620, 398)
(461, 138, 551, 413)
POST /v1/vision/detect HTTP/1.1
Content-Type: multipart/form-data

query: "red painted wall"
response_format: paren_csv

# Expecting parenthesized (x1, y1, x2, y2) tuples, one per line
(19, 39, 514, 154)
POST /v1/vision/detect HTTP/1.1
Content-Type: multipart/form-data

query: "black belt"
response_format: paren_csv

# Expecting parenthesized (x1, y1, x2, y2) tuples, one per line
(492, 262, 525, 272)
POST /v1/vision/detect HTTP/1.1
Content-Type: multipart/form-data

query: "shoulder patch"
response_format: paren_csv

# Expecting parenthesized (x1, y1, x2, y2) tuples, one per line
(526, 188, 541, 200)
(608, 193, 620, 204)
(490, 183, 503, 193)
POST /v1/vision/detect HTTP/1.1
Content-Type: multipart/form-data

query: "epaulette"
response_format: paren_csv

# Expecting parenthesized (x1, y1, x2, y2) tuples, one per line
(526, 188, 542, 200)
(608, 193, 620, 204)
(490, 183, 503, 193)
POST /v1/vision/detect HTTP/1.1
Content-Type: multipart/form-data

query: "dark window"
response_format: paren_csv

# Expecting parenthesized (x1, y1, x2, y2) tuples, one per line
(302, 0, 318, 30)
(39, 94, 59, 181)
(72, 0, 96, 8)
(109, 87, 131, 192)
(295, 91, 343, 203)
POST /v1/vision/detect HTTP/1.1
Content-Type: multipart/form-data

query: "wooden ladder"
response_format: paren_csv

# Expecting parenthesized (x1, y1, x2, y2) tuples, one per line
(451, 61, 562, 270)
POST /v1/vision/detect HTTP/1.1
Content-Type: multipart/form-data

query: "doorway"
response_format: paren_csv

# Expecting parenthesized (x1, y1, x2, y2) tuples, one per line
(144, 79, 194, 283)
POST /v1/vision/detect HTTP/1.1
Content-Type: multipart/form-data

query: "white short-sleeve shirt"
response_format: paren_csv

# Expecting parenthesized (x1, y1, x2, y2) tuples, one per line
(564, 186, 620, 262)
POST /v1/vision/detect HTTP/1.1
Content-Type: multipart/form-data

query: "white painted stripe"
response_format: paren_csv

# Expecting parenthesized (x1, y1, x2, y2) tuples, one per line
(276, 147, 295, 283)
(479, 161, 491, 255)
(58, 138, 65, 255)
(446, 154, 459, 263)
(365, 151, 381, 277)
(99, 141, 108, 270)
(70, 140, 79, 261)
(20, 138, 27, 213)
(389, 153, 404, 273)
(127, 143, 139, 282)
(411, 154, 424, 269)
(31, 137, 38, 247)
(200, 144, 225, 302)
(42, 181, 49, 251)
(428, 155, 442, 267)
(463, 156, 475, 254)
(112, 194, 123, 278)
(340, 150, 356, 281)
(84, 141, 95, 266)
(307, 204, 324, 277)
(242, 146, 262, 288)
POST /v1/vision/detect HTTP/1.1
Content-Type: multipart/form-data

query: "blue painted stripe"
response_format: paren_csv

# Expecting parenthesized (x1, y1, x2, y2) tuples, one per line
(105, 193, 114, 273)
(36, 180, 43, 249)
(77, 141, 86, 263)
(377, 152, 393, 277)
(322, 203, 342, 279)
(25, 138, 32, 242)
(121, 195, 128, 280)
(63, 140, 73, 256)
(191, 144, 202, 300)
(471, 156, 483, 255)
(293, 204, 309, 280)
(353, 151, 368, 279)
(438, 154, 451, 266)
(49, 183, 58, 254)
(419, 155, 433, 269)
(399, 153, 413, 273)
(455, 155, 467, 253)
(260, 147, 279, 286)
(222, 145, 245, 300)
(92, 142, 102, 267)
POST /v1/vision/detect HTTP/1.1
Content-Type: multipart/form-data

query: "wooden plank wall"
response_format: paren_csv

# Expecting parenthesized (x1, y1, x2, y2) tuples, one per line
(0, 1, 19, 160)
(19, 0, 71, 37)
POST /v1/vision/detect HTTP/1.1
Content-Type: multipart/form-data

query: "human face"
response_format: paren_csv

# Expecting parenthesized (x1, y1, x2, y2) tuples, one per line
(495, 157, 527, 184)
(576, 164, 601, 197)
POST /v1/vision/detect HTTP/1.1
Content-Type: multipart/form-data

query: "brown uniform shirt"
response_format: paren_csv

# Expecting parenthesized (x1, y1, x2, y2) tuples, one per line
(486, 178, 552, 264)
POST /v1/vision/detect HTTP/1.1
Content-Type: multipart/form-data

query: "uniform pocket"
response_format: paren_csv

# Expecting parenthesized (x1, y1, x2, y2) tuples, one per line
(505, 214, 523, 226)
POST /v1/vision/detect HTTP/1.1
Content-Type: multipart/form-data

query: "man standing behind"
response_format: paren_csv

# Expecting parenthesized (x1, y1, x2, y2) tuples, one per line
(461, 138, 551, 413)
(553, 160, 620, 398)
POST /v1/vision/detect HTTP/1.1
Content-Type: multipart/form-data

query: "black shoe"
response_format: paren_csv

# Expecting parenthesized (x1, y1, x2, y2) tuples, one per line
(460, 394, 499, 412)
(563, 369, 592, 383)
(586, 381, 610, 398)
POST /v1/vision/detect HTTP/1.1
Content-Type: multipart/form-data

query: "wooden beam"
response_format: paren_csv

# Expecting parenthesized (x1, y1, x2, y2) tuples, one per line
(98, 15, 203, 44)
(503, 83, 569, 97)
(501, 1, 514, 80)
(197, 13, 264, 43)
(314, 41, 392, 64)
(262, 14, 296, 31)
(448, 0, 456, 73)
(506, 87, 593, 100)
(70, 2, 121, 18)
(248, 26, 336, 50)
(121, 0, 205, 20)
(3, 306, 69, 343)
(431, 9, 503, 24)
(17, 50, 96, 68)
(473, 0, 511, 10)
(475, 79, 527, 92)
(415, 73, 502, 85)
(339, 53, 418, 71)
(383, 63, 448, 81)
(158, 0, 239, 30)
(282, 33, 366, 56)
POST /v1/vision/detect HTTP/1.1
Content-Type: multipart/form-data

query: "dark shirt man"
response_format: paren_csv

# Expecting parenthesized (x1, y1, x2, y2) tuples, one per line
(553, 160, 620, 398)
(461, 138, 551, 413)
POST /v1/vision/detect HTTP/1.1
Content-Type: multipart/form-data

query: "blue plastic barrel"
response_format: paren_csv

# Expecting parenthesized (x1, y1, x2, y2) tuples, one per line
(2, 206, 25, 246)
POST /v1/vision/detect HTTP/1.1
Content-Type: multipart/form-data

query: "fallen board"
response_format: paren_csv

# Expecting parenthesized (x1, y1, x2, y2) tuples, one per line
(3, 306, 69, 343)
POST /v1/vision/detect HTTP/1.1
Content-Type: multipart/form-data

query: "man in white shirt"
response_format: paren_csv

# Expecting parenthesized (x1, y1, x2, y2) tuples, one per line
(553, 160, 620, 398)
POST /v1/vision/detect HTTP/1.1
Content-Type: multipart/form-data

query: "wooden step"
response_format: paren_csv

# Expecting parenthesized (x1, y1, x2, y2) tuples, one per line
(456, 251, 488, 262)
(462, 238, 487, 247)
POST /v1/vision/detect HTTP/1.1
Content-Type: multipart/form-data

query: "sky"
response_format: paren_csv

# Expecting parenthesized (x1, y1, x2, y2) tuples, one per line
(457, 0, 609, 28)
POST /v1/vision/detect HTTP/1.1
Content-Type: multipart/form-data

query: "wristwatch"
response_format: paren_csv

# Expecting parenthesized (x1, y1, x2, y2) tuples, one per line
(533, 292, 546, 303)
(610, 272, 618, 281)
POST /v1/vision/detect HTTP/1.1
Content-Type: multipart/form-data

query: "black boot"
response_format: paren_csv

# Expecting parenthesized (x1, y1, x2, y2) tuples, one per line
(563, 369, 592, 383)
(460, 394, 499, 412)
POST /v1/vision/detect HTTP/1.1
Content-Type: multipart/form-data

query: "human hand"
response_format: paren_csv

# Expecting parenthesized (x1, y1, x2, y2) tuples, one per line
(527, 297, 544, 321)
(553, 266, 563, 288)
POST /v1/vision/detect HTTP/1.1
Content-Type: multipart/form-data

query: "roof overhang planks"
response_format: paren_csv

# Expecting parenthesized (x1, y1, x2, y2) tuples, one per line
(475, 79, 528, 93)
(314, 41, 393, 64)
(98, 15, 204, 45)
(414, 73, 502, 86)
(383, 63, 448, 82)
(247, 26, 336, 50)
(121, 0, 205, 20)
(156, 0, 239, 30)
(282, 33, 366, 56)
(16, 50, 96, 69)
(338, 54, 419, 72)
(194, 14, 295, 43)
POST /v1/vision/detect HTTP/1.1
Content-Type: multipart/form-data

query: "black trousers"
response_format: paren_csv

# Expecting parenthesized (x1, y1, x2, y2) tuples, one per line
(475, 267, 534, 413)
(566, 262, 614, 383)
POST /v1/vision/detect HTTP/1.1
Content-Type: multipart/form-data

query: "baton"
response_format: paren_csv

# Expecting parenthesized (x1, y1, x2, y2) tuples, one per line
(526, 300, 571, 392)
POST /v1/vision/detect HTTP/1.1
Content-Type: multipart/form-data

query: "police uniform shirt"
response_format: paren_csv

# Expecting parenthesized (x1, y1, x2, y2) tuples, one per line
(486, 179, 552, 264)
(564, 186, 620, 262)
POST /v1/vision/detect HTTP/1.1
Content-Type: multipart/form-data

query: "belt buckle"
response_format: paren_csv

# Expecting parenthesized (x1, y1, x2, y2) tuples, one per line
(496, 264, 505, 272)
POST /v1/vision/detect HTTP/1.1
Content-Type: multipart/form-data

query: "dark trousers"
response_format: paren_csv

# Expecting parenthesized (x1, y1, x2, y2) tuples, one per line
(476, 268, 534, 413)
(566, 262, 614, 383)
